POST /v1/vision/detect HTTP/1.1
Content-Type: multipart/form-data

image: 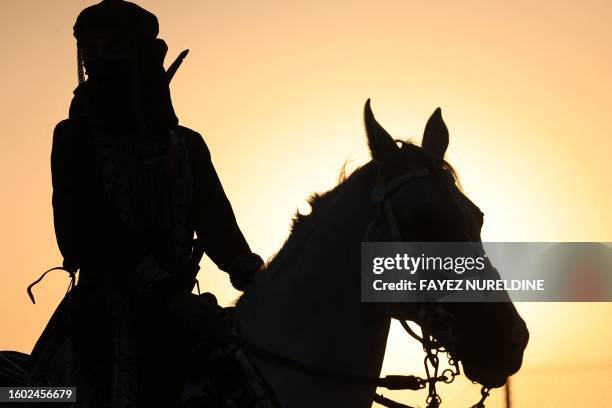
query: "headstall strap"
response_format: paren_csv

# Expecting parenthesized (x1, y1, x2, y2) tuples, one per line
(368, 167, 431, 241)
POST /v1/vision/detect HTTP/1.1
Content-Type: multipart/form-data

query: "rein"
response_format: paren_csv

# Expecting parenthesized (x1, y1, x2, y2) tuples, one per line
(227, 334, 426, 392)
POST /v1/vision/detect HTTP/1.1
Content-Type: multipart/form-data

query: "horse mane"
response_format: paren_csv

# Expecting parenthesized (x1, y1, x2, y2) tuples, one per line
(288, 158, 361, 234)
(263, 141, 461, 271)
(258, 162, 370, 274)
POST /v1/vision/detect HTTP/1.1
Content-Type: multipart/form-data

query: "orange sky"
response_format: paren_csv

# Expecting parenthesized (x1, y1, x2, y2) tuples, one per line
(1, 1, 611, 406)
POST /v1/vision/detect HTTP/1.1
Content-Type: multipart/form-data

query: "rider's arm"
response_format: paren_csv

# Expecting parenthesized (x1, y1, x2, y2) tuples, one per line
(51, 120, 87, 274)
(185, 128, 263, 290)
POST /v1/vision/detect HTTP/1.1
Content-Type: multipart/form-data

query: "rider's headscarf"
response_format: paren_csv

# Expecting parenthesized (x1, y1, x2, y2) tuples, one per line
(71, 0, 178, 135)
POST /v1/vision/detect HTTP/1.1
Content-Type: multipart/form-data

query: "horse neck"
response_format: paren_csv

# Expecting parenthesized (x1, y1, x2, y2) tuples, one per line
(236, 168, 391, 407)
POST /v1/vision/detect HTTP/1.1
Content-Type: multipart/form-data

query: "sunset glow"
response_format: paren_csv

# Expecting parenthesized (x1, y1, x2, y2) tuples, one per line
(1, 1, 611, 406)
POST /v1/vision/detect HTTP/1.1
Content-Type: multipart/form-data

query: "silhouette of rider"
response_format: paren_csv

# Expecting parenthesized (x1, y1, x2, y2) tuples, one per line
(42, 0, 263, 405)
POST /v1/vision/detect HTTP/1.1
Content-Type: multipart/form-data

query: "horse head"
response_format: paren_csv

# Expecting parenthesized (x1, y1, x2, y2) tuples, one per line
(364, 100, 529, 389)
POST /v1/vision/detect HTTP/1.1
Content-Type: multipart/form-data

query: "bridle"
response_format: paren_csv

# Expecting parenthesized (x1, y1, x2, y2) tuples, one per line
(365, 165, 491, 408)
(368, 166, 449, 408)
(233, 165, 491, 408)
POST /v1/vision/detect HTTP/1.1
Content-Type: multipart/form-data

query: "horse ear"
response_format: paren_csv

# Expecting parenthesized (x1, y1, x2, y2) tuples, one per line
(422, 107, 449, 158)
(364, 99, 399, 162)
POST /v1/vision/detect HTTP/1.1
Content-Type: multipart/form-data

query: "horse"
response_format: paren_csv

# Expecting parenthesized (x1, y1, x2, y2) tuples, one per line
(233, 100, 529, 407)
(0, 100, 528, 408)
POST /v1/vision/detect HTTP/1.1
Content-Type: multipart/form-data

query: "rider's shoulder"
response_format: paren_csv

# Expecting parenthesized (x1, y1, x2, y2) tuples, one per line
(52, 119, 83, 151)
(177, 125, 211, 157)
(53, 119, 75, 137)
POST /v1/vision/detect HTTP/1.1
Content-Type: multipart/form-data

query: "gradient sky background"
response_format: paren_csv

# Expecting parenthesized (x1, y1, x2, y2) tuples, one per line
(1, 1, 611, 406)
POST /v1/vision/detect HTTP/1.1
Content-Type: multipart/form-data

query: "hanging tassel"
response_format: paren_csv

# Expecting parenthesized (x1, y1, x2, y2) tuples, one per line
(27, 267, 76, 304)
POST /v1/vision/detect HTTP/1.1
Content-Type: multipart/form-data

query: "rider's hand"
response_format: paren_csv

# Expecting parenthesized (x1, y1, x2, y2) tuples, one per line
(227, 252, 264, 291)
(167, 292, 224, 340)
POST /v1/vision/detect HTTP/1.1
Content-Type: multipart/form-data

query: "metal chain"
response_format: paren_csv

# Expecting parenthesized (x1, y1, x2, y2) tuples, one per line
(400, 303, 491, 408)
(471, 387, 491, 408)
